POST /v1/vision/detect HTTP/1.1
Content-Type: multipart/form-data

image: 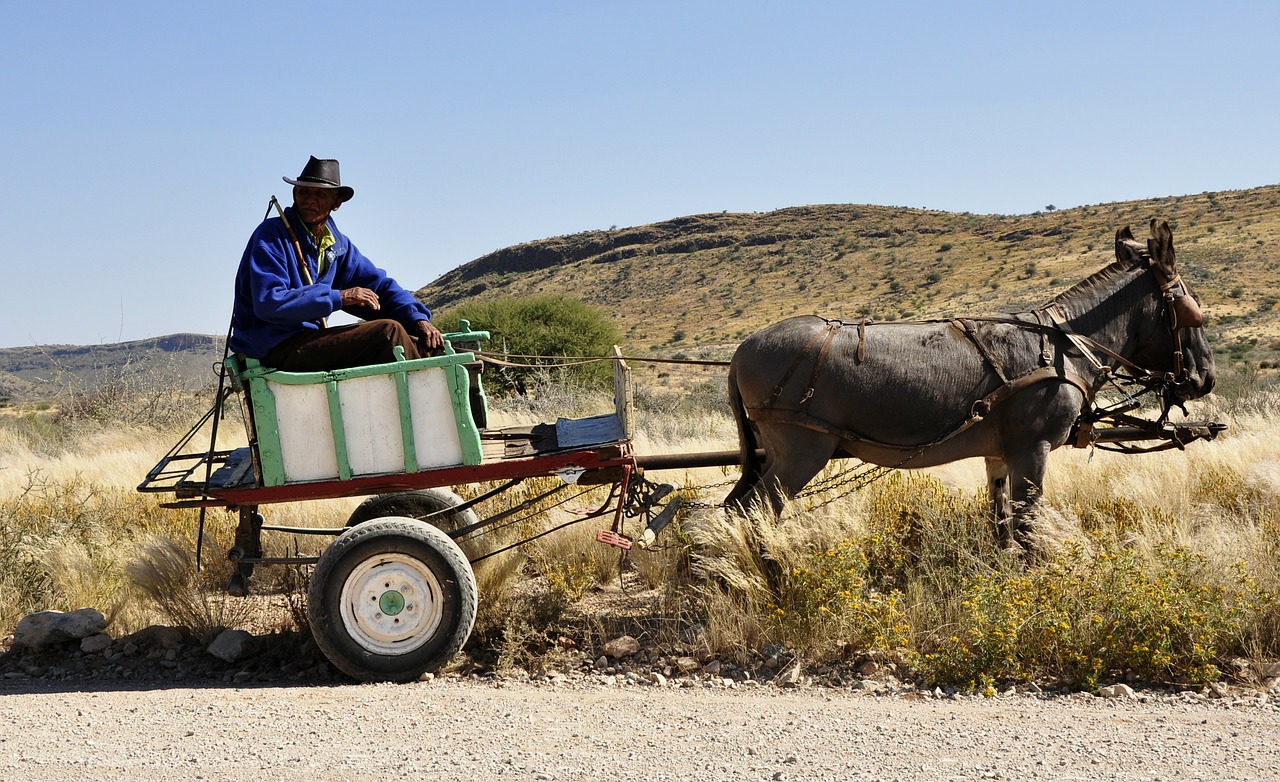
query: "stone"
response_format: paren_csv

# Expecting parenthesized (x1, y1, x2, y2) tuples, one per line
(857, 660, 884, 678)
(1099, 683, 1136, 699)
(13, 609, 107, 650)
(1255, 660, 1280, 679)
(776, 664, 802, 688)
(207, 629, 255, 663)
(126, 625, 186, 650)
(603, 635, 641, 659)
(80, 634, 113, 654)
(675, 656, 701, 673)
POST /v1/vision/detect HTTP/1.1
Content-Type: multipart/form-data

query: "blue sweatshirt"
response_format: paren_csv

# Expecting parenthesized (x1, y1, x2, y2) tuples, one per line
(229, 207, 432, 358)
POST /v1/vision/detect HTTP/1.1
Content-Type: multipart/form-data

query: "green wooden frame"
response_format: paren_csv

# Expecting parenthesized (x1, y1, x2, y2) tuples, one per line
(226, 331, 489, 487)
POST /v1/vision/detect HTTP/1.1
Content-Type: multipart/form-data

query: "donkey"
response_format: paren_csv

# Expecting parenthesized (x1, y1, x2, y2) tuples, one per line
(725, 220, 1215, 550)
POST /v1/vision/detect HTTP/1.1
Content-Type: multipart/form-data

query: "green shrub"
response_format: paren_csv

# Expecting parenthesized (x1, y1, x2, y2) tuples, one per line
(919, 539, 1271, 691)
(434, 296, 622, 396)
(767, 541, 913, 658)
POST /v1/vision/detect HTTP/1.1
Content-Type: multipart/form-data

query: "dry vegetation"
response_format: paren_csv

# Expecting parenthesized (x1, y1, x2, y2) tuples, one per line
(421, 186, 1280, 369)
(2, 359, 1278, 692)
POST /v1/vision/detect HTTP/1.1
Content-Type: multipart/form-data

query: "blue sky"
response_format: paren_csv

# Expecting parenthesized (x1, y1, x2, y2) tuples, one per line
(2, 1, 1276, 348)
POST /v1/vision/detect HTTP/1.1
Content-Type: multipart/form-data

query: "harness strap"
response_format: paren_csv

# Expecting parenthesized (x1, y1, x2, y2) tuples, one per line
(763, 319, 837, 409)
(973, 312, 1176, 384)
(953, 319, 1009, 384)
(1033, 309, 1053, 365)
(746, 364, 1093, 454)
(799, 322, 843, 412)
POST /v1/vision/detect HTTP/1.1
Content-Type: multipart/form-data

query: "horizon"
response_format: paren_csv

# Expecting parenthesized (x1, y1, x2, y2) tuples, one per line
(4, 1, 1278, 349)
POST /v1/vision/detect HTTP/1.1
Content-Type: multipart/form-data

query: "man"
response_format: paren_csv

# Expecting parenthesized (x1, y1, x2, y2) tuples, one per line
(229, 156, 444, 371)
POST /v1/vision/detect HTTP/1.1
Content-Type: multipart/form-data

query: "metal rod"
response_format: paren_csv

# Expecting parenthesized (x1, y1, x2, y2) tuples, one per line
(635, 449, 762, 470)
(260, 525, 347, 535)
(233, 556, 321, 566)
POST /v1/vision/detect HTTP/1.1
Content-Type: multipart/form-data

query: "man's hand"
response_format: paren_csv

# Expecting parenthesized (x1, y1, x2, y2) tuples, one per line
(340, 287, 381, 310)
(416, 320, 445, 354)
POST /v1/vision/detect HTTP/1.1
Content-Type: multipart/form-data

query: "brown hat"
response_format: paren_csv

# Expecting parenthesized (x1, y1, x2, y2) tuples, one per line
(283, 156, 355, 202)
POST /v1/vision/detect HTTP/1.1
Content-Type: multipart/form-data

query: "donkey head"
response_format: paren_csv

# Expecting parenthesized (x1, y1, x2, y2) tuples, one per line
(1113, 221, 1204, 328)
(1114, 220, 1215, 402)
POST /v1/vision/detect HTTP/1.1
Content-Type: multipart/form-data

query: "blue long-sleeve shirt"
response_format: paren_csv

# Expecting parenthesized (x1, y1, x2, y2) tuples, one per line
(229, 207, 432, 358)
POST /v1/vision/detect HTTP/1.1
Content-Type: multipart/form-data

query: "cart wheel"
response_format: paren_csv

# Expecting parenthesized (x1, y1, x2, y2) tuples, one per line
(346, 488, 481, 559)
(308, 517, 477, 682)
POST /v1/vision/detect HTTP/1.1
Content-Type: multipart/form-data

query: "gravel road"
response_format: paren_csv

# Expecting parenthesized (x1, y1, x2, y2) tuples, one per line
(2, 677, 1277, 782)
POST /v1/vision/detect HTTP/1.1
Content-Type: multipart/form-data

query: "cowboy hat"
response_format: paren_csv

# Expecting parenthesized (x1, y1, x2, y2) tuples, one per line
(283, 156, 354, 202)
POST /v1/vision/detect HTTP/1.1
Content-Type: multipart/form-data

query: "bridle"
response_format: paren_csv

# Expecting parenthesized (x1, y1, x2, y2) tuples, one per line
(1132, 266, 1201, 395)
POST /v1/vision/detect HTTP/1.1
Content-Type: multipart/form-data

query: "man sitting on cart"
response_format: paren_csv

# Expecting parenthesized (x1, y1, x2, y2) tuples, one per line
(230, 156, 445, 371)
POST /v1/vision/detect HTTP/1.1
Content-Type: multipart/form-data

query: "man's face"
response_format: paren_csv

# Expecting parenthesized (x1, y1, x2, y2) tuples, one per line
(293, 185, 342, 228)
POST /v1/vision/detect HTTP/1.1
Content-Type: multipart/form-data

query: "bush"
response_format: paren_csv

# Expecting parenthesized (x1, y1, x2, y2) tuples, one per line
(919, 540, 1270, 691)
(434, 296, 622, 396)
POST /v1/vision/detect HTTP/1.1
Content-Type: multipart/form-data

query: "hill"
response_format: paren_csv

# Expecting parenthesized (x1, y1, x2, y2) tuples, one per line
(0, 334, 225, 404)
(417, 186, 1280, 366)
(6, 185, 1279, 406)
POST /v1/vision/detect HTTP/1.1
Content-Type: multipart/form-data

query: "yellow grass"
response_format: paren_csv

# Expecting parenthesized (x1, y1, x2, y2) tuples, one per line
(2, 373, 1277, 688)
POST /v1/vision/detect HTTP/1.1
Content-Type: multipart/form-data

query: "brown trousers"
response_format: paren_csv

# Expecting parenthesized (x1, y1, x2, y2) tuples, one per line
(263, 320, 423, 371)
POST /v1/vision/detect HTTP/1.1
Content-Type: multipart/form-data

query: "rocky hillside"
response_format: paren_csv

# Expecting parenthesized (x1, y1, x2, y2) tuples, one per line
(417, 186, 1280, 366)
(0, 334, 225, 404)
(6, 186, 1279, 405)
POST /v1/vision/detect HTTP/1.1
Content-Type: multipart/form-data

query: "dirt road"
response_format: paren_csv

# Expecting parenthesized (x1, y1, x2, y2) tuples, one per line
(1, 678, 1277, 782)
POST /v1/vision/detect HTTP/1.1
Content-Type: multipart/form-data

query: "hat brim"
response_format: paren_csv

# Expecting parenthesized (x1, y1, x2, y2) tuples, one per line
(283, 176, 354, 202)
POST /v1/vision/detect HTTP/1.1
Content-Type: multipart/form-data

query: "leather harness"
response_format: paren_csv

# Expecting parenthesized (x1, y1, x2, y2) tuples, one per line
(744, 279, 1191, 455)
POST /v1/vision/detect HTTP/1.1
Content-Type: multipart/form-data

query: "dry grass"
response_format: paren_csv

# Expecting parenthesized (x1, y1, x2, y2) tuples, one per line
(2, 367, 1277, 690)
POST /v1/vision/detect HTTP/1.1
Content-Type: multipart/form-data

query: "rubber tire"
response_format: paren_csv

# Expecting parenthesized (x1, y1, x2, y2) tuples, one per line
(308, 517, 477, 682)
(346, 488, 482, 559)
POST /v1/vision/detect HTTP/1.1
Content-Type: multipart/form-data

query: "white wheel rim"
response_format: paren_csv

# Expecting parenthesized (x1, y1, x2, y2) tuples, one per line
(338, 553, 445, 656)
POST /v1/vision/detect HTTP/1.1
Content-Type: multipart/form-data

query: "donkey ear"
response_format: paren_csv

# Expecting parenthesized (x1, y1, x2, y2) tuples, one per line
(1114, 225, 1142, 262)
(1146, 219, 1176, 275)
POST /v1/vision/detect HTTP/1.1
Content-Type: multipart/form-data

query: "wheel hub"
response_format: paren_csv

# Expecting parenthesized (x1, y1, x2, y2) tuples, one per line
(379, 589, 405, 616)
(339, 554, 444, 655)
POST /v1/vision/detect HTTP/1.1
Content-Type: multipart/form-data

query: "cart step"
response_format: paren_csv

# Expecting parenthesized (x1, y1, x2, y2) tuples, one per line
(595, 530, 633, 550)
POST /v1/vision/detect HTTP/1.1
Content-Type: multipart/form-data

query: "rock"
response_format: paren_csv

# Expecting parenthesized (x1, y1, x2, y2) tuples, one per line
(1255, 660, 1280, 679)
(593, 655, 609, 670)
(125, 625, 186, 650)
(704, 660, 722, 676)
(603, 635, 641, 659)
(776, 664, 802, 688)
(13, 609, 107, 650)
(207, 630, 255, 663)
(675, 656, 701, 673)
(80, 634, 113, 654)
(858, 660, 884, 678)
(1099, 683, 1136, 699)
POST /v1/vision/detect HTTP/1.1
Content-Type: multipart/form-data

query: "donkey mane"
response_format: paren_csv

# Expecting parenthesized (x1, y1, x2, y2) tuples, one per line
(1041, 256, 1149, 321)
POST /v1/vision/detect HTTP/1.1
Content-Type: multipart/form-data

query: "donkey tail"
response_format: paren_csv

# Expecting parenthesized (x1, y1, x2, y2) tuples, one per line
(724, 359, 763, 507)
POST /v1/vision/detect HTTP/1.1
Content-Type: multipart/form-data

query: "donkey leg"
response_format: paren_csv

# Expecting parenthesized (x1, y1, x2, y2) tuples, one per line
(1004, 444, 1052, 554)
(746, 426, 840, 516)
(985, 457, 1016, 548)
